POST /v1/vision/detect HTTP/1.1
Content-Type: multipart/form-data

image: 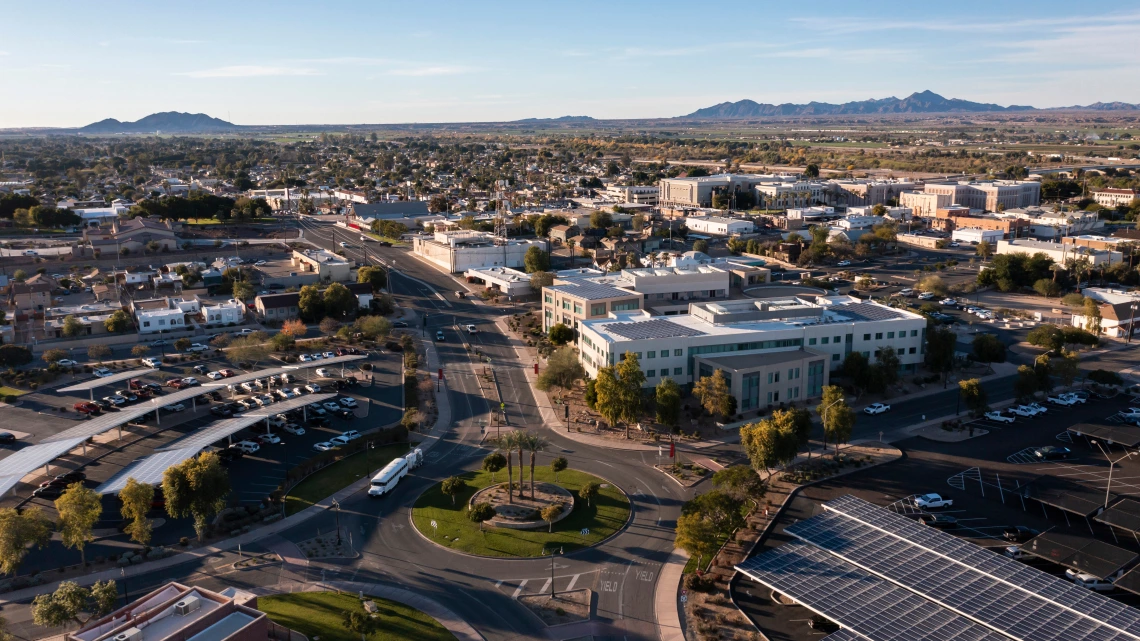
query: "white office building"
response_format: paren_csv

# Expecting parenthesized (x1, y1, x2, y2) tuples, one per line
(684, 215, 755, 236)
(576, 297, 927, 409)
(996, 239, 1121, 266)
(951, 228, 1004, 245)
(413, 230, 547, 273)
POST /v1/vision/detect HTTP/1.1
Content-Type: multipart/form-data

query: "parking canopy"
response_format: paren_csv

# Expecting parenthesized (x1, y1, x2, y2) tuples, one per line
(1022, 531, 1138, 580)
(1067, 423, 1140, 449)
(1095, 498, 1140, 534)
(1016, 475, 1117, 518)
(57, 369, 157, 393)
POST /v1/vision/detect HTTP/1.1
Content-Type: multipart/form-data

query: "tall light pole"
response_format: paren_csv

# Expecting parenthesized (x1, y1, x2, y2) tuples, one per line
(1128, 302, 1137, 344)
(1091, 439, 1134, 508)
(331, 498, 342, 544)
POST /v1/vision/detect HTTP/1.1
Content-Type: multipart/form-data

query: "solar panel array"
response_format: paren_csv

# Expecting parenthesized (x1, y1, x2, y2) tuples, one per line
(790, 495, 1140, 641)
(0, 476, 23, 498)
(604, 318, 706, 341)
(57, 368, 158, 392)
(95, 447, 201, 494)
(157, 393, 337, 452)
(0, 437, 87, 476)
(737, 541, 1007, 641)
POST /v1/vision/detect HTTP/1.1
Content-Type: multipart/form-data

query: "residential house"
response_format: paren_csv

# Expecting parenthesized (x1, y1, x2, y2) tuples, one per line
(254, 292, 300, 321)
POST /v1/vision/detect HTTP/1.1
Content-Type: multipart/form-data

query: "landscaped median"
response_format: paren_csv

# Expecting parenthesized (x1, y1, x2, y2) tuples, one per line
(259, 591, 455, 641)
(285, 443, 411, 515)
(411, 468, 630, 557)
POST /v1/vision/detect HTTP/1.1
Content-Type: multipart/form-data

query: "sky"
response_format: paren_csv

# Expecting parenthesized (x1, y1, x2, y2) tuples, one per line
(2, 0, 1139, 128)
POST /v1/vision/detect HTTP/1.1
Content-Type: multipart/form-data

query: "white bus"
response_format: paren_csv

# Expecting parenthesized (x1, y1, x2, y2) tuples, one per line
(368, 457, 409, 498)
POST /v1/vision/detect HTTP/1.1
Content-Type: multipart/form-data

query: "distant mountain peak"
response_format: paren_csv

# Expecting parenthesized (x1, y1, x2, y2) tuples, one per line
(79, 112, 237, 134)
(682, 91, 1034, 118)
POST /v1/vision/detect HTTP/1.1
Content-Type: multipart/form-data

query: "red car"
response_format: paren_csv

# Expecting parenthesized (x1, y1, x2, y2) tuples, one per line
(73, 401, 101, 415)
(219, 369, 236, 378)
(165, 378, 187, 389)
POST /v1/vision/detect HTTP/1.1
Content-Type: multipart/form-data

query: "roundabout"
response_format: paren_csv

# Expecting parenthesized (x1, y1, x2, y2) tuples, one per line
(411, 467, 631, 557)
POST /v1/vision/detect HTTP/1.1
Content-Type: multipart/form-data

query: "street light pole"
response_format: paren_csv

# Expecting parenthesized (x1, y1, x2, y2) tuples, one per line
(1128, 302, 1138, 344)
(331, 498, 342, 544)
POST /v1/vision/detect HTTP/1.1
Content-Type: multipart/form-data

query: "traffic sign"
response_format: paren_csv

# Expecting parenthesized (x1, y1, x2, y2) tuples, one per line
(580, 527, 589, 535)
(500, 402, 506, 410)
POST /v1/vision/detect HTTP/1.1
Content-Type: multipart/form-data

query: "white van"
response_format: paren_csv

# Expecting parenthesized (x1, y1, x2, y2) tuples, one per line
(368, 457, 409, 498)
(405, 448, 424, 469)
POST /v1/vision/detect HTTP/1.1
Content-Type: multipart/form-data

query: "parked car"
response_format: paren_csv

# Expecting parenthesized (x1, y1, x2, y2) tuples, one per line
(1003, 526, 1040, 542)
(308, 404, 328, 416)
(115, 390, 138, 402)
(917, 292, 936, 301)
(162, 403, 186, 412)
(393, 321, 408, 328)
(329, 435, 352, 446)
(308, 415, 330, 427)
(257, 433, 282, 445)
(435, 330, 445, 341)
(1009, 405, 1038, 418)
(1047, 395, 1075, 406)
(984, 411, 1016, 424)
(74, 401, 101, 415)
(193, 364, 209, 375)
(102, 395, 126, 407)
(0, 432, 15, 445)
(93, 368, 113, 378)
(141, 357, 162, 368)
(836, 260, 852, 267)
(1066, 569, 1115, 592)
(338, 396, 358, 408)
(913, 493, 953, 509)
(322, 351, 335, 359)
(1033, 446, 1072, 460)
(32, 486, 64, 500)
(184, 343, 209, 353)
(241, 382, 257, 393)
(313, 441, 336, 452)
(210, 405, 233, 417)
(1026, 402, 1048, 415)
(299, 354, 313, 362)
(322, 401, 343, 412)
(465, 324, 478, 333)
(150, 339, 169, 347)
(181, 377, 200, 387)
(275, 388, 296, 400)
(230, 441, 261, 454)
(340, 429, 362, 441)
(864, 403, 891, 415)
(219, 369, 236, 378)
(91, 399, 113, 411)
(1062, 392, 1087, 405)
(918, 514, 958, 529)
(333, 408, 355, 419)
(316, 368, 331, 378)
(305, 383, 321, 393)
(207, 371, 224, 380)
(283, 423, 306, 435)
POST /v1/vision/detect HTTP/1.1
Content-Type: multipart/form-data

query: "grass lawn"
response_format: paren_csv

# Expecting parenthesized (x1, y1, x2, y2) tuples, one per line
(285, 444, 409, 515)
(0, 387, 27, 397)
(412, 467, 630, 557)
(259, 591, 454, 641)
(363, 231, 406, 246)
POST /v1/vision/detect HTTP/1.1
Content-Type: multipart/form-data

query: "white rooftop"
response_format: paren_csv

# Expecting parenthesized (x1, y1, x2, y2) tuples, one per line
(1082, 287, 1140, 306)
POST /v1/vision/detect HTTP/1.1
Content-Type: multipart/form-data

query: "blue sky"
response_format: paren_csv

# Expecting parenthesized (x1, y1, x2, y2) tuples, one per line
(2, 0, 1139, 127)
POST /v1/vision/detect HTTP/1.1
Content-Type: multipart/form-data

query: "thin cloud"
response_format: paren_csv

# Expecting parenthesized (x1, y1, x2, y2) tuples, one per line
(0, 50, 9, 56)
(386, 65, 471, 77)
(176, 65, 322, 78)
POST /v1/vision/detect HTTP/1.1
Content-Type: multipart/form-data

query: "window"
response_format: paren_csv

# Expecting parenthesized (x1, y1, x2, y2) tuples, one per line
(846, 334, 853, 343)
(591, 303, 606, 315)
(143, 321, 150, 327)
(544, 294, 553, 303)
(674, 349, 682, 356)
(647, 351, 656, 358)
(674, 367, 682, 375)
(862, 351, 870, 358)
(573, 303, 583, 315)
(562, 300, 570, 310)
(647, 370, 656, 378)
(809, 337, 817, 345)
(159, 319, 166, 326)
(635, 353, 642, 359)
(887, 331, 895, 339)
(910, 330, 918, 337)
(863, 333, 871, 341)
(834, 336, 841, 344)
(612, 300, 639, 311)
(909, 347, 916, 354)
(875, 332, 883, 340)
(832, 353, 840, 361)
(821, 336, 829, 345)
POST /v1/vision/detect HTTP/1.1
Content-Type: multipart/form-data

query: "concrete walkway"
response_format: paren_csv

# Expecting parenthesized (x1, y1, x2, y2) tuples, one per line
(253, 580, 483, 641)
(654, 548, 690, 641)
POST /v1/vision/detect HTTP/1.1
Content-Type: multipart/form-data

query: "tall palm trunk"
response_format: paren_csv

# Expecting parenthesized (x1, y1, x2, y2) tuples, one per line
(530, 450, 537, 500)
(517, 444, 526, 498)
(505, 450, 513, 504)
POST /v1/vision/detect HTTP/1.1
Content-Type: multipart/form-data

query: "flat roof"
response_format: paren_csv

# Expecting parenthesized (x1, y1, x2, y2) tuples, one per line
(186, 611, 256, 641)
(57, 368, 158, 392)
(1095, 498, 1140, 534)
(546, 281, 636, 301)
(1018, 474, 1119, 518)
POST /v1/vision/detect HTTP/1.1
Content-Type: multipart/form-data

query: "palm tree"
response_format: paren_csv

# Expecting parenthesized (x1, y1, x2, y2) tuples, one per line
(515, 434, 527, 499)
(497, 433, 517, 504)
(524, 432, 550, 499)
(567, 238, 576, 267)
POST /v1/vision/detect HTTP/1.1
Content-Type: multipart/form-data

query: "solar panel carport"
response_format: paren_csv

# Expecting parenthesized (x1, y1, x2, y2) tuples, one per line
(1021, 531, 1138, 580)
(1016, 475, 1117, 520)
(56, 368, 158, 399)
(1068, 423, 1140, 449)
(737, 495, 1140, 641)
(1097, 499, 1140, 541)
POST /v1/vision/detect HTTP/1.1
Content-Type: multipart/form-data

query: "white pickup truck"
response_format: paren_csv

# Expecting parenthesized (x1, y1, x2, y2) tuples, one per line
(914, 493, 954, 509)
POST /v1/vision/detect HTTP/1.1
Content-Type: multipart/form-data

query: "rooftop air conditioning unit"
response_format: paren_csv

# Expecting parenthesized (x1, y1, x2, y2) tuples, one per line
(114, 628, 142, 641)
(174, 596, 200, 615)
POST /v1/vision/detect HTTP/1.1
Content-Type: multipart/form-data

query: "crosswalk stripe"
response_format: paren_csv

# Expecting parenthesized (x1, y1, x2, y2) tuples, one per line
(565, 573, 580, 592)
(538, 579, 552, 595)
(512, 579, 528, 598)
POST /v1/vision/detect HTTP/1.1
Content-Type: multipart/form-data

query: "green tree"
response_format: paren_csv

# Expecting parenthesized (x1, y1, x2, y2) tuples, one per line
(55, 483, 102, 566)
(61, 315, 85, 338)
(540, 503, 563, 533)
(119, 478, 155, 546)
(232, 280, 254, 301)
(1051, 349, 1080, 387)
(925, 326, 957, 385)
(536, 346, 585, 399)
(341, 609, 379, 641)
(551, 456, 568, 482)
(1033, 278, 1060, 297)
(675, 513, 720, 571)
(319, 316, 340, 336)
(712, 465, 764, 500)
(959, 378, 988, 417)
(87, 344, 111, 362)
(579, 480, 600, 507)
(0, 345, 32, 368)
(589, 210, 613, 229)
(740, 416, 799, 478)
(31, 581, 118, 627)
(323, 282, 356, 318)
(227, 336, 270, 368)
(298, 284, 325, 321)
(42, 348, 68, 364)
(972, 334, 1007, 363)
(682, 490, 746, 535)
(356, 265, 387, 292)
(482, 451, 506, 482)
(469, 502, 496, 532)
(354, 316, 391, 340)
(804, 163, 820, 178)
(655, 377, 682, 427)
(816, 385, 854, 457)
(1014, 364, 1038, 401)
(523, 245, 550, 273)
(529, 270, 554, 291)
(841, 351, 870, 395)
(976, 240, 993, 261)
(163, 452, 230, 540)
(1083, 297, 1103, 336)
(441, 476, 467, 506)
(584, 378, 597, 409)
(692, 239, 709, 254)
(0, 507, 51, 575)
(270, 332, 295, 351)
(1027, 324, 1065, 353)
(876, 346, 900, 387)
(174, 337, 192, 352)
(131, 344, 150, 359)
(693, 369, 730, 418)
(917, 274, 947, 297)
(548, 323, 574, 345)
(497, 434, 517, 504)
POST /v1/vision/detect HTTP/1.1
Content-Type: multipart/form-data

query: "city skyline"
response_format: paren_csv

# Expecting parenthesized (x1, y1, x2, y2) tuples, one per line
(2, 0, 1140, 127)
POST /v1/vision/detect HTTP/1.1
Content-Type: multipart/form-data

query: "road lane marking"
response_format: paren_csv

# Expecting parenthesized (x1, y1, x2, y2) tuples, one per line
(565, 573, 579, 591)
(538, 578, 551, 594)
(512, 579, 528, 598)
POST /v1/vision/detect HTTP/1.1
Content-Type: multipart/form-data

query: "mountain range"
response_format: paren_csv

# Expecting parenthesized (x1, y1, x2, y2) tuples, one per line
(79, 112, 238, 134)
(682, 90, 1139, 118)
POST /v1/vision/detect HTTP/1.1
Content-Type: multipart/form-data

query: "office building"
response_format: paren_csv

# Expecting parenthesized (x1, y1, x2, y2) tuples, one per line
(1000, 207, 1103, 239)
(576, 297, 927, 406)
(658, 173, 796, 209)
(684, 215, 755, 236)
(464, 266, 534, 297)
(899, 190, 951, 217)
(995, 238, 1122, 266)
(1092, 188, 1138, 209)
(823, 180, 919, 208)
(413, 230, 547, 273)
(921, 180, 1040, 212)
(605, 185, 659, 205)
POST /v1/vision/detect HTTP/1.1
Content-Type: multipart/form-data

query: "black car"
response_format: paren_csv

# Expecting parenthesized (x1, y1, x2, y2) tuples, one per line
(192, 365, 209, 375)
(210, 405, 233, 417)
(1003, 526, 1040, 542)
(91, 399, 113, 411)
(333, 408, 355, 419)
(308, 415, 330, 427)
(340, 377, 358, 387)
(1033, 446, 1072, 460)
(225, 402, 245, 414)
(0, 432, 15, 445)
(208, 391, 223, 401)
(918, 514, 958, 529)
(55, 470, 86, 483)
(217, 448, 244, 465)
(392, 321, 408, 328)
(142, 382, 163, 394)
(32, 486, 63, 500)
